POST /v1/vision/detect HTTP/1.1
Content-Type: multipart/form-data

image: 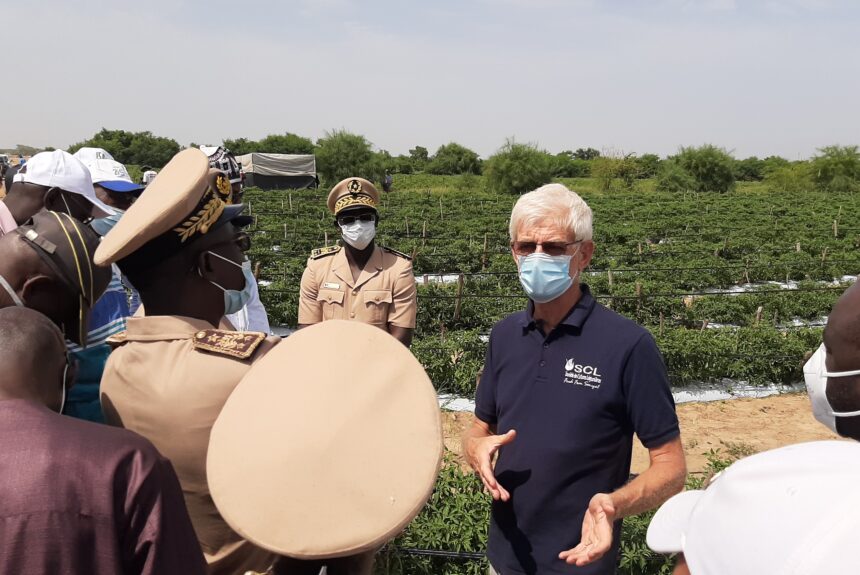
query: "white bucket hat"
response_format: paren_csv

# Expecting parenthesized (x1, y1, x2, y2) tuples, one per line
(647, 440, 860, 575)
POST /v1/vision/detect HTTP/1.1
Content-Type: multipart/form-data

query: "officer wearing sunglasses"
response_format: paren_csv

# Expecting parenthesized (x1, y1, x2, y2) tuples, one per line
(298, 177, 417, 352)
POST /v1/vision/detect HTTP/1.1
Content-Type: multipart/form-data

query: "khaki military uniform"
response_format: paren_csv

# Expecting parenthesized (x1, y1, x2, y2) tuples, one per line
(101, 315, 280, 575)
(298, 245, 417, 329)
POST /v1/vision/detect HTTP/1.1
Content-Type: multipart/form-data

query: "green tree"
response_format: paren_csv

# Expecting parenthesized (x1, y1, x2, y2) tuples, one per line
(223, 133, 314, 155)
(735, 156, 765, 181)
(636, 154, 661, 179)
(655, 160, 696, 193)
(222, 137, 257, 156)
(258, 133, 315, 154)
(392, 155, 415, 174)
(673, 145, 736, 193)
(68, 129, 180, 168)
(484, 140, 553, 194)
(764, 162, 814, 193)
(427, 143, 482, 175)
(552, 151, 591, 178)
(592, 154, 640, 192)
(409, 146, 429, 171)
(812, 145, 860, 193)
(315, 129, 379, 185)
(573, 147, 601, 161)
(762, 155, 790, 175)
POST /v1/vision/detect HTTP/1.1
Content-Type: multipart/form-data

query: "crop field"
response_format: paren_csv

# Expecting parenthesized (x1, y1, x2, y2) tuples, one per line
(241, 174, 857, 574)
(247, 175, 856, 394)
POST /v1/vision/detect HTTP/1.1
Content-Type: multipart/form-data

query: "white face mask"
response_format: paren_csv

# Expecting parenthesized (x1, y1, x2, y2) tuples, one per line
(59, 360, 68, 414)
(341, 220, 376, 250)
(804, 343, 860, 434)
(0, 273, 24, 306)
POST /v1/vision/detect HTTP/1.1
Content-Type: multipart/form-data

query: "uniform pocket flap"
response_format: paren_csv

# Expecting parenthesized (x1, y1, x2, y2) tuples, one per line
(317, 289, 345, 304)
(364, 290, 393, 304)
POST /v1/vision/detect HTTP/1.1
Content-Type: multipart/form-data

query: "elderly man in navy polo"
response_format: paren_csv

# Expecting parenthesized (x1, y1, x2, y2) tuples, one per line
(464, 183, 686, 575)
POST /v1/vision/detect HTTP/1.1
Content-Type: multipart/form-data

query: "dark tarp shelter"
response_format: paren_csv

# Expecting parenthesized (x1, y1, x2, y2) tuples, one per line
(236, 153, 318, 190)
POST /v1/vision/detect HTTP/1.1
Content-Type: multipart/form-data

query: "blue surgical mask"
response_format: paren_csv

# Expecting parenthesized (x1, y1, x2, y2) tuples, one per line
(517, 252, 578, 303)
(90, 211, 123, 237)
(204, 252, 254, 316)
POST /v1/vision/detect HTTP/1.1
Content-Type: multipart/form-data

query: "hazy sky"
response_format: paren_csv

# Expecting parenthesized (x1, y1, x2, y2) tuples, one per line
(3, 0, 858, 159)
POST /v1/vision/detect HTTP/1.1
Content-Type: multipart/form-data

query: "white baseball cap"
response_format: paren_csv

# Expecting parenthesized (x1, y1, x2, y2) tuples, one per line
(72, 146, 115, 164)
(15, 150, 115, 217)
(73, 150, 143, 194)
(647, 440, 860, 575)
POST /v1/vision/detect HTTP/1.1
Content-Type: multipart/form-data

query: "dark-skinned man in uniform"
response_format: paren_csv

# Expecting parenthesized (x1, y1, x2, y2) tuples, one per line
(95, 149, 284, 575)
(298, 177, 417, 348)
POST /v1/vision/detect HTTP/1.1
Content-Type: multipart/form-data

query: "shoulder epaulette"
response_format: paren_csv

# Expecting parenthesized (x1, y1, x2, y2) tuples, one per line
(381, 245, 412, 260)
(192, 329, 267, 360)
(106, 331, 128, 349)
(310, 245, 341, 260)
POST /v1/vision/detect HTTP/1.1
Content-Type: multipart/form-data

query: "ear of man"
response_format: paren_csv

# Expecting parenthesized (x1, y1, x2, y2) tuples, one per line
(20, 275, 76, 324)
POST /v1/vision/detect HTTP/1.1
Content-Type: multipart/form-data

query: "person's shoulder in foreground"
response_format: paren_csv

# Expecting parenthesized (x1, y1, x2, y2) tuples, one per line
(0, 306, 206, 575)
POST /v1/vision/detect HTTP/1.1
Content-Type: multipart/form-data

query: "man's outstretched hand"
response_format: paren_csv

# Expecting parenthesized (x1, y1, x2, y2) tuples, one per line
(558, 493, 616, 566)
(464, 429, 517, 501)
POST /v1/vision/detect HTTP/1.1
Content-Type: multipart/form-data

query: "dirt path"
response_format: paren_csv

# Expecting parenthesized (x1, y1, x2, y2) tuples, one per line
(442, 393, 840, 474)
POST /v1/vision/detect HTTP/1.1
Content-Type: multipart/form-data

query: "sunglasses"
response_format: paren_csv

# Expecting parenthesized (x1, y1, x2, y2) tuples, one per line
(511, 240, 582, 257)
(338, 213, 375, 226)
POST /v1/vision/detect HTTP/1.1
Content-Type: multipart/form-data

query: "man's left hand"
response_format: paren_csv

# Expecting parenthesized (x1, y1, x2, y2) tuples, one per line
(558, 493, 616, 566)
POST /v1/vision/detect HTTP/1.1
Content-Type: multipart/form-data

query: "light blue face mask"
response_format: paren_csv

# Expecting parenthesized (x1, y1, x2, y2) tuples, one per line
(90, 211, 123, 237)
(205, 252, 254, 315)
(517, 252, 578, 303)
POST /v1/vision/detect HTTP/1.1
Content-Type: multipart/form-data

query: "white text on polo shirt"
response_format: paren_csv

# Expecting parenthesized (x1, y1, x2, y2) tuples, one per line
(564, 358, 603, 389)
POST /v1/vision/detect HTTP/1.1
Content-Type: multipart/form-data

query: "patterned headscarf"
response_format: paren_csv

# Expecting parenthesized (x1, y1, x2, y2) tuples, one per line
(200, 146, 242, 185)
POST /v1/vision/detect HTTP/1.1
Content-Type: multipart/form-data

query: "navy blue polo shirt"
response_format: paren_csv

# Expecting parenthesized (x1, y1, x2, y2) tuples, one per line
(475, 284, 679, 575)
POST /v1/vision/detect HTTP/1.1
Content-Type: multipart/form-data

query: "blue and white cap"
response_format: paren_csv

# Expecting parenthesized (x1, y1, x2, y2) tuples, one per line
(73, 147, 143, 193)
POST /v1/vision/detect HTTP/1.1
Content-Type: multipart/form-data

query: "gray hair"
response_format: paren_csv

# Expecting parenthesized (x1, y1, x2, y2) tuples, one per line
(509, 183, 593, 242)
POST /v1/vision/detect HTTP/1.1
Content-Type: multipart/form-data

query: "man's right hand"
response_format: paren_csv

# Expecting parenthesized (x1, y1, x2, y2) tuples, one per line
(464, 427, 517, 501)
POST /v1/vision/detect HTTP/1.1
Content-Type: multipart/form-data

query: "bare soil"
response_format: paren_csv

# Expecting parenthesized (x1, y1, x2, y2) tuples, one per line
(442, 393, 840, 474)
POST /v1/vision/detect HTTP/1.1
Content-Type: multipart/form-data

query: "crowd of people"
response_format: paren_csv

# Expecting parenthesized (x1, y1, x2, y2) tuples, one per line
(0, 143, 858, 575)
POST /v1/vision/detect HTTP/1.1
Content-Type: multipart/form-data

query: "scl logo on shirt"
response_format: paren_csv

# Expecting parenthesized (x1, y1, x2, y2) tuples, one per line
(564, 358, 603, 389)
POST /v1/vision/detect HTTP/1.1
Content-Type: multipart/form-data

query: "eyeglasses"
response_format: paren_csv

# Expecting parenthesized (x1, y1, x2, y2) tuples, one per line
(338, 213, 375, 226)
(511, 240, 582, 257)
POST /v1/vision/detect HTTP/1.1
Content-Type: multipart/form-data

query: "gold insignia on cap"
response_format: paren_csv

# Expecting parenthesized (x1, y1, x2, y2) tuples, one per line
(348, 179, 362, 193)
(193, 329, 267, 359)
(173, 194, 225, 242)
(334, 195, 376, 214)
(216, 173, 232, 202)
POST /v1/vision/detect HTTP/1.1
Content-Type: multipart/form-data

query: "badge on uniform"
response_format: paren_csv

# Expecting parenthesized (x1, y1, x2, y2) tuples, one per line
(193, 329, 267, 359)
(323, 282, 341, 289)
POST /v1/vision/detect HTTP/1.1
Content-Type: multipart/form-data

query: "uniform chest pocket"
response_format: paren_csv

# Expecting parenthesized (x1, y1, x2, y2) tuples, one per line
(363, 289, 393, 324)
(317, 289, 345, 320)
